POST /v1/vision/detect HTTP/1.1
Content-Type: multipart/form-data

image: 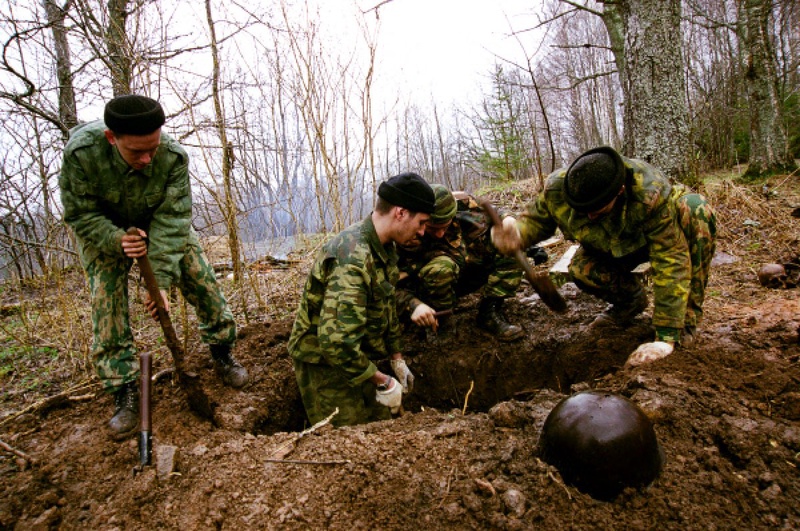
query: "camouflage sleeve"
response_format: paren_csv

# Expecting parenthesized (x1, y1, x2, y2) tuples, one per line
(645, 202, 691, 333)
(317, 260, 379, 386)
(59, 150, 126, 259)
(517, 189, 559, 249)
(395, 287, 421, 317)
(147, 143, 192, 290)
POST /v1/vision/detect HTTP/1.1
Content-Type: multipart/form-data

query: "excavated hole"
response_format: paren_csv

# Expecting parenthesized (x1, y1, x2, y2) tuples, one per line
(238, 294, 654, 434)
(394, 296, 654, 414)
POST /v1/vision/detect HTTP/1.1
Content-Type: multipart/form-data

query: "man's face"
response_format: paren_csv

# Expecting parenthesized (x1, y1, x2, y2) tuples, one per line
(397, 210, 430, 246)
(105, 129, 161, 170)
(586, 187, 625, 221)
(424, 219, 452, 240)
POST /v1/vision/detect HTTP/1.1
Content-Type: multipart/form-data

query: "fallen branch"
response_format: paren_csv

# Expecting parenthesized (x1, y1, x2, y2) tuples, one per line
(266, 408, 339, 461)
(462, 380, 474, 415)
(0, 437, 35, 464)
(0, 380, 100, 428)
(262, 458, 350, 465)
(547, 470, 573, 500)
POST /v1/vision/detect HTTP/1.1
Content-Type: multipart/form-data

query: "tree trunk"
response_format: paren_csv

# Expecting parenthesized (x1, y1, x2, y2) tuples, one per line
(605, 0, 692, 181)
(205, 0, 243, 287)
(43, 0, 78, 135)
(107, 0, 131, 96)
(736, 0, 796, 178)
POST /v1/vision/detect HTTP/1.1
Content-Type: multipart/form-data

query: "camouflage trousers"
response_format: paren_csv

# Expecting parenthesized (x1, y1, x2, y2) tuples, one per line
(403, 254, 523, 311)
(293, 359, 391, 427)
(570, 193, 717, 331)
(86, 234, 236, 393)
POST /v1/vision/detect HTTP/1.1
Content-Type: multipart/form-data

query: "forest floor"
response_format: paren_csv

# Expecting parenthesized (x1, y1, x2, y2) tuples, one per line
(1, 171, 799, 530)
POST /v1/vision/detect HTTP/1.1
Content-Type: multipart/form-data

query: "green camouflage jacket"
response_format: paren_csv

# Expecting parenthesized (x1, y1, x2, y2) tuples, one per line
(288, 216, 402, 386)
(59, 120, 191, 290)
(396, 193, 493, 312)
(518, 156, 692, 331)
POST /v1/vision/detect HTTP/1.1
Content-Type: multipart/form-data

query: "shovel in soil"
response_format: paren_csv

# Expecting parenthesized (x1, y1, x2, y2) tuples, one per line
(480, 200, 568, 314)
(127, 227, 217, 425)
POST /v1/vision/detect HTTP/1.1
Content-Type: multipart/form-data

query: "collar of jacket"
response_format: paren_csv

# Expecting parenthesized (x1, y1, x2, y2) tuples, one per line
(111, 144, 156, 178)
(362, 215, 398, 268)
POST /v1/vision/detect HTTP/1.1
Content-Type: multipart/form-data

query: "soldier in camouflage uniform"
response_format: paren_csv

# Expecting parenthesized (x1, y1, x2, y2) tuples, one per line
(492, 146, 716, 365)
(59, 95, 248, 439)
(289, 173, 435, 427)
(396, 185, 528, 341)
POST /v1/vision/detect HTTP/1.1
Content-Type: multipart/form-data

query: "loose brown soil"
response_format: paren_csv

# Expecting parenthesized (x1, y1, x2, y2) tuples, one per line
(1, 176, 799, 530)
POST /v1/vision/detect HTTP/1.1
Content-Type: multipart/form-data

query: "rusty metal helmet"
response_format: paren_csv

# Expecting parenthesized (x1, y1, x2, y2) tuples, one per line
(757, 263, 787, 288)
(538, 391, 665, 500)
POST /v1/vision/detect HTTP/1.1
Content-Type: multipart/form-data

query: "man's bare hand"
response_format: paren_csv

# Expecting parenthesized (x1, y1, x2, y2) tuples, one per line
(144, 289, 170, 320)
(122, 228, 148, 258)
(490, 216, 522, 255)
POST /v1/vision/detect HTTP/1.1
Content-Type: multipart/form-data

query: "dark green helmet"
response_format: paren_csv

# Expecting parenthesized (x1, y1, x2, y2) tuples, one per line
(538, 391, 665, 500)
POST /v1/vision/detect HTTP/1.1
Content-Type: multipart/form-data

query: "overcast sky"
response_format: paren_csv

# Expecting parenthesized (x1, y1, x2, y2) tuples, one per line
(310, 0, 545, 109)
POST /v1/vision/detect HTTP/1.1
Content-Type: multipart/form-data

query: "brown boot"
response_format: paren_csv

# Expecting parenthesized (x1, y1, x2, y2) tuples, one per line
(477, 297, 524, 342)
(108, 381, 139, 440)
(210, 345, 249, 388)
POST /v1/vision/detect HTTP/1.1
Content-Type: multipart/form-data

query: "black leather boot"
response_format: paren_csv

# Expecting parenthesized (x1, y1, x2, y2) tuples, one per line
(109, 381, 139, 440)
(210, 344, 249, 388)
(476, 297, 524, 342)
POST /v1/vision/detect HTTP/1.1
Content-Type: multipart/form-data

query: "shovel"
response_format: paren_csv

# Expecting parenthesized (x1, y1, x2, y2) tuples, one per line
(480, 201, 568, 313)
(128, 227, 217, 425)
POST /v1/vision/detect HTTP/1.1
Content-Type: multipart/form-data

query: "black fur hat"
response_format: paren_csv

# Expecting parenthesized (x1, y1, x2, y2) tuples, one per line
(104, 95, 165, 135)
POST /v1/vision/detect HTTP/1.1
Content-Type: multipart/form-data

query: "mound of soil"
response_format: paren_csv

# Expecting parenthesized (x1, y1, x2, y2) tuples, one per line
(2, 176, 799, 529)
(2, 274, 799, 529)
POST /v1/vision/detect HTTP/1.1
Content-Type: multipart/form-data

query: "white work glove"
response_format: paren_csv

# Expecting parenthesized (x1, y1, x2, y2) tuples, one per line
(410, 303, 437, 330)
(391, 358, 415, 394)
(625, 341, 674, 367)
(375, 377, 403, 413)
(490, 216, 522, 255)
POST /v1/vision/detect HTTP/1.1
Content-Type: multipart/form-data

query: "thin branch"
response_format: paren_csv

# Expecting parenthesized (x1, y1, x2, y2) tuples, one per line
(0, 438, 35, 464)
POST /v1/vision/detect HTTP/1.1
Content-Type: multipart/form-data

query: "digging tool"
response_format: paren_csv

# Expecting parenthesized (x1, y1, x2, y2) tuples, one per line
(127, 227, 217, 424)
(139, 350, 152, 466)
(480, 200, 568, 313)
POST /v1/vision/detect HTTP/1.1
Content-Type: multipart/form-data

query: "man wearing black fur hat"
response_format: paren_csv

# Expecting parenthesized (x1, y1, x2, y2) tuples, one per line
(491, 146, 716, 366)
(59, 94, 248, 439)
(289, 173, 435, 427)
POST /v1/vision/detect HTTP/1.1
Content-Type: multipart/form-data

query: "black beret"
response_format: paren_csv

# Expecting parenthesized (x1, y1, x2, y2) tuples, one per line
(377, 172, 435, 214)
(104, 94, 166, 135)
(564, 146, 626, 213)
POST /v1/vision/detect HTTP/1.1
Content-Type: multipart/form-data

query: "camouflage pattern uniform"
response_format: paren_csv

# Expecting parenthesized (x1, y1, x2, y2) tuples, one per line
(288, 216, 401, 427)
(59, 120, 236, 392)
(396, 194, 522, 317)
(517, 156, 716, 343)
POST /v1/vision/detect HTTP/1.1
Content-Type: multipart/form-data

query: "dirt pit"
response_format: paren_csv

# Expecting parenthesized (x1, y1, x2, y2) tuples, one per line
(2, 277, 800, 530)
(2, 173, 800, 529)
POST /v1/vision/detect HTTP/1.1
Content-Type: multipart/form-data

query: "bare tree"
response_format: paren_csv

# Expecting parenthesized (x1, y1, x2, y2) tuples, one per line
(735, 0, 796, 178)
(43, 0, 78, 134)
(205, 0, 243, 285)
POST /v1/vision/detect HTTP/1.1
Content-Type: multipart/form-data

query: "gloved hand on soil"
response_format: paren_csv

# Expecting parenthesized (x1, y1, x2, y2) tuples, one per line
(391, 358, 415, 393)
(375, 377, 403, 413)
(411, 303, 438, 330)
(490, 216, 522, 255)
(625, 341, 674, 367)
